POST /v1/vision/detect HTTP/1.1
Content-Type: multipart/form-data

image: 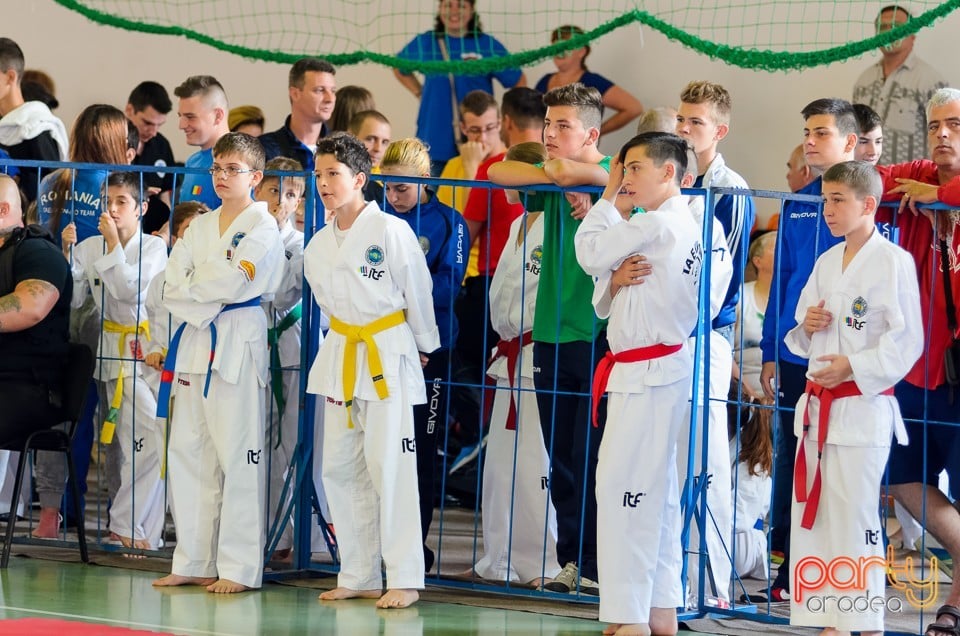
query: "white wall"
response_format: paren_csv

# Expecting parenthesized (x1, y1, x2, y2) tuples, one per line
(7, 1, 960, 221)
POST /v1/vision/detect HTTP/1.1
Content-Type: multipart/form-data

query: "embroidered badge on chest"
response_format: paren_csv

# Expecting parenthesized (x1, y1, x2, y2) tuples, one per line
(851, 296, 868, 318)
(418, 236, 430, 256)
(226, 231, 246, 260)
(365, 245, 385, 266)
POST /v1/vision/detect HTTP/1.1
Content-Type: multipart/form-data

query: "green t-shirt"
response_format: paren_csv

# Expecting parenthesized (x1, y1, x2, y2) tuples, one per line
(525, 155, 611, 343)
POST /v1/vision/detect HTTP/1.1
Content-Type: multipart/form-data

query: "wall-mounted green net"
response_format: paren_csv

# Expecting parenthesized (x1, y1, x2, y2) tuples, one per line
(55, 0, 960, 72)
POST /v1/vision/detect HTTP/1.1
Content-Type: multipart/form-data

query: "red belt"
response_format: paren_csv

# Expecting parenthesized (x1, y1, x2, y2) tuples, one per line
(490, 331, 534, 430)
(794, 379, 894, 530)
(591, 343, 683, 427)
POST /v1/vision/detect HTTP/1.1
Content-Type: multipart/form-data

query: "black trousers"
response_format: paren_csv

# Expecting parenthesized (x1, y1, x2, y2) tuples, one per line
(533, 335, 608, 581)
(0, 378, 62, 446)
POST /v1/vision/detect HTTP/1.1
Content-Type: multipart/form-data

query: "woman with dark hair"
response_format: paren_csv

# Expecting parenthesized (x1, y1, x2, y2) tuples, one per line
(535, 25, 644, 136)
(394, 0, 525, 176)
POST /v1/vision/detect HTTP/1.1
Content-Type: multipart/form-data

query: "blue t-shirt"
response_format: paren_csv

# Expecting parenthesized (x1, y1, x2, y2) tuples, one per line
(760, 177, 838, 366)
(178, 148, 220, 210)
(535, 71, 614, 97)
(383, 193, 467, 350)
(397, 31, 522, 163)
(37, 168, 109, 243)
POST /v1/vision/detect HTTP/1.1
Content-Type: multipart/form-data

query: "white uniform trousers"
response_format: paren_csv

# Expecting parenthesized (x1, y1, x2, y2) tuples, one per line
(732, 528, 768, 580)
(678, 330, 734, 602)
(168, 363, 267, 588)
(310, 398, 333, 555)
(790, 440, 890, 632)
(0, 452, 29, 518)
(597, 381, 687, 625)
(321, 382, 424, 591)
(265, 367, 301, 552)
(104, 374, 165, 547)
(475, 374, 560, 583)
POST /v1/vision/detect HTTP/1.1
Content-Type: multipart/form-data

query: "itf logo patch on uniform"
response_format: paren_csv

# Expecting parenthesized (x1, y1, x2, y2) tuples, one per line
(526, 244, 543, 275)
(227, 232, 246, 259)
(845, 295, 868, 330)
(418, 236, 431, 255)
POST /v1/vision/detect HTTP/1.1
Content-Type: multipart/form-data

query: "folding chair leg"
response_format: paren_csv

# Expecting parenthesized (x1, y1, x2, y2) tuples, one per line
(65, 450, 88, 563)
(2, 451, 31, 568)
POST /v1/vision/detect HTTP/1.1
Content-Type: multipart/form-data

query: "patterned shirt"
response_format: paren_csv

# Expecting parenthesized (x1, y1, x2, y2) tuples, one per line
(853, 52, 946, 164)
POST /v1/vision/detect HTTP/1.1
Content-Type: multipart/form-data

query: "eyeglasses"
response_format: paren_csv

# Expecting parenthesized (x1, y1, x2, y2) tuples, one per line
(464, 123, 500, 136)
(208, 165, 254, 178)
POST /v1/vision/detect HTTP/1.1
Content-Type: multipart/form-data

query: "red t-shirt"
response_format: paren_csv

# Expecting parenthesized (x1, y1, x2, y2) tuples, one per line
(463, 153, 524, 276)
(877, 160, 960, 389)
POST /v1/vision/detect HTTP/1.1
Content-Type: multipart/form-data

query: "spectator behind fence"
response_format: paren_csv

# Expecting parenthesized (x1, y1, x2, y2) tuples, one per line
(126, 81, 178, 235)
(852, 4, 946, 164)
(853, 102, 884, 165)
(471, 140, 561, 586)
(394, 0, 525, 177)
(348, 110, 391, 173)
(489, 82, 611, 597)
(875, 86, 960, 636)
(328, 85, 374, 134)
(0, 173, 71, 445)
(174, 75, 230, 210)
(0, 38, 68, 202)
(228, 105, 265, 137)
(252, 156, 306, 561)
(59, 171, 167, 551)
(535, 25, 643, 137)
(380, 137, 468, 573)
(734, 231, 776, 397)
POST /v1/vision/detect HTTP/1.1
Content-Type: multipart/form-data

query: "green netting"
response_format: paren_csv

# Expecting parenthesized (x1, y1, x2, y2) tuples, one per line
(55, 0, 960, 72)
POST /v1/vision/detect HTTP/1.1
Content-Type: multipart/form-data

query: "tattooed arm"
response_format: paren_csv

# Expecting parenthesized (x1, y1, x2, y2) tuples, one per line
(0, 279, 60, 333)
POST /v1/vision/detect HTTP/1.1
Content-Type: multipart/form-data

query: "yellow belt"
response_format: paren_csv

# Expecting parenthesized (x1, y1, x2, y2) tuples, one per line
(100, 320, 150, 444)
(329, 310, 405, 428)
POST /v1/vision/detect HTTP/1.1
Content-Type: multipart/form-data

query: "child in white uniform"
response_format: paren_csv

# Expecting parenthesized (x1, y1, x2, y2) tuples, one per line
(253, 157, 306, 560)
(575, 132, 703, 636)
(62, 171, 167, 551)
(304, 133, 439, 610)
(786, 161, 923, 635)
(153, 133, 284, 594)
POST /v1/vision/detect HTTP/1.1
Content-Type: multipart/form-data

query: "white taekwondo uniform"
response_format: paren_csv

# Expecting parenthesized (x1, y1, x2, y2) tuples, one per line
(304, 202, 439, 592)
(71, 230, 167, 547)
(678, 195, 736, 603)
(575, 195, 702, 626)
(262, 220, 305, 554)
(473, 213, 561, 583)
(161, 201, 284, 588)
(785, 230, 922, 632)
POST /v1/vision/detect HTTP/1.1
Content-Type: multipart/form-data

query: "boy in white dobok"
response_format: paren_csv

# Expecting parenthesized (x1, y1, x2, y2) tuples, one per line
(61, 171, 167, 551)
(253, 156, 306, 561)
(472, 142, 560, 585)
(575, 132, 703, 636)
(153, 132, 284, 594)
(304, 133, 438, 610)
(787, 161, 922, 636)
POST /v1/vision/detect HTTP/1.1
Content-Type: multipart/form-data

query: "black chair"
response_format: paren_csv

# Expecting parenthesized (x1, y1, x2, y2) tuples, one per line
(1, 343, 94, 567)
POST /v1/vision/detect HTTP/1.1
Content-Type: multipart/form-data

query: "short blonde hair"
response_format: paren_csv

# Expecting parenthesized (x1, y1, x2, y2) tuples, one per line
(680, 80, 731, 126)
(380, 138, 431, 176)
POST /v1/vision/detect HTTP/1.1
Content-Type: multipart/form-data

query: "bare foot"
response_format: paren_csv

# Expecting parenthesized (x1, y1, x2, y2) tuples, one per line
(613, 624, 650, 636)
(603, 624, 623, 635)
(119, 536, 151, 559)
(318, 587, 381, 601)
(375, 589, 419, 609)
(818, 629, 851, 636)
(31, 508, 60, 539)
(526, 576, 552, 589)
(648, 607, 678, 635)
(272, 548, 292, 563)
(152, 573, 217, 587)
(206, 578, 252, 594)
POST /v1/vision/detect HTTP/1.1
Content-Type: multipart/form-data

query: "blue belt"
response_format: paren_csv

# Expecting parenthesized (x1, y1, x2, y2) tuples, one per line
(156, 296, 262, 418)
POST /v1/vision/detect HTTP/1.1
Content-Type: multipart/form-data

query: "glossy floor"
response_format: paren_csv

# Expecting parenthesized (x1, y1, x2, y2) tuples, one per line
(0, 558, 720, 635)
